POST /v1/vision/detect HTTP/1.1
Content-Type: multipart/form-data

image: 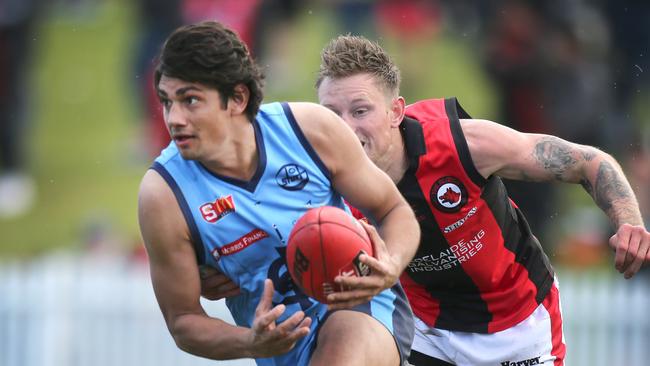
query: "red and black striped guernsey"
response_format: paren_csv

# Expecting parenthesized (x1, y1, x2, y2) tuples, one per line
(356, 98, 555, 334)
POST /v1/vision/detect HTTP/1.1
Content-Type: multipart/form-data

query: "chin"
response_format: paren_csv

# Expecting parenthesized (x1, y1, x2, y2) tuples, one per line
(178, 149, 199, 161)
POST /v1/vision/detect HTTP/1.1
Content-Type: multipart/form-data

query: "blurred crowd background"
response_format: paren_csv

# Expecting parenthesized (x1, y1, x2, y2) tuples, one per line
(1, 0, 649, 266)
(0, 0, 649, 365)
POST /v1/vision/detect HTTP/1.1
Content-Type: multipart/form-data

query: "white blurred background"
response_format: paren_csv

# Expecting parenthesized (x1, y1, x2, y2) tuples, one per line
(1, 254, 649, 366)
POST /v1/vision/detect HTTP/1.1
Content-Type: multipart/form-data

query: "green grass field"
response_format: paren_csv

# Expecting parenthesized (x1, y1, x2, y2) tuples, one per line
(0, 2, 498, 259)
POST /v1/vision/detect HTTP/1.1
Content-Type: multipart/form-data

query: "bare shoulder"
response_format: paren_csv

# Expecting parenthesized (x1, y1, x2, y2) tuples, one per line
(138, 169, 190, 254)
(138, 169, 176, 213)
(460, 118, 518, 146)
(285, 102, 359, 174)
(286, 102, 345, 136)
(459, 119, 522, 177)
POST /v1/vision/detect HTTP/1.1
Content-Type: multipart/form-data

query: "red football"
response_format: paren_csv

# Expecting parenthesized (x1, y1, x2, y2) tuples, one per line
(286, 206, 373, 303)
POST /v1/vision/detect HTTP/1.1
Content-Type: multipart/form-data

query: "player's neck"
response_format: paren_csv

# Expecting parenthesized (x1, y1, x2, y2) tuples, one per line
(201, 119, 259, 181)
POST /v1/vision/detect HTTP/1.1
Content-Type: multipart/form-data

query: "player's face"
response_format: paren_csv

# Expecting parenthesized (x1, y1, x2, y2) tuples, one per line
(157, 76, 230, 161)
(318, 73, 401, 167)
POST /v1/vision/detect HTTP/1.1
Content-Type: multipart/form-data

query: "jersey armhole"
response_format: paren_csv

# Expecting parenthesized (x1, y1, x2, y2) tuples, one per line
(445, 98, 487, 187)
(150, 162, 207, 265)
(281, 102, 331, 180)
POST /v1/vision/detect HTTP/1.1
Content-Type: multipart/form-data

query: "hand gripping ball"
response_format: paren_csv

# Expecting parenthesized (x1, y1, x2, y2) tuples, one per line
(286, 206, 373, 303)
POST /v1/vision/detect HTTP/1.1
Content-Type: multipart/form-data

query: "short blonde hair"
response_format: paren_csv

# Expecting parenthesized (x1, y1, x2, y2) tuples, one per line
(316, 35, 401, 97)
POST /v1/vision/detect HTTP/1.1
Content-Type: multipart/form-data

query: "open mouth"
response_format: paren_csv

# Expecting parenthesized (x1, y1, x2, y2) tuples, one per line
(173, 134, 193, 142)
(173, 134, 195, 147)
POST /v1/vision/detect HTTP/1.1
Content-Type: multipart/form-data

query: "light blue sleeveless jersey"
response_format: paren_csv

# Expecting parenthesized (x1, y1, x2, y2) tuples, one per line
(152, 102, 414, 365)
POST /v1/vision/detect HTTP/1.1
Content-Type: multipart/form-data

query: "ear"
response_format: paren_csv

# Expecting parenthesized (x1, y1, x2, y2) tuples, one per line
(229, 83, 250, 116)
(389, 96, 406, 128)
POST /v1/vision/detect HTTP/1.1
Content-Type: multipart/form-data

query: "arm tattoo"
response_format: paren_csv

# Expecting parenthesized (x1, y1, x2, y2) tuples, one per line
(593, 160, 632, 211)
(581, 149, 596, 161)
(533, 137, 577, 180)
(592, 160, 643, 226)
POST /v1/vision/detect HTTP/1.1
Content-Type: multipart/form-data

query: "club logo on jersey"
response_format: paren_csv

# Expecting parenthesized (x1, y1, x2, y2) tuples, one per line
(213, 228, 269, 257)
(200, 195, 235, 223)
(431, 176, 468, 213)
(276, 163, 309, 191)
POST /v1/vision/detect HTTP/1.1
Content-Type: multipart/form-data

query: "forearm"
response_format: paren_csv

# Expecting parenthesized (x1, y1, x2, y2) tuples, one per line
(377, 201, 420, 272)
(170, 313, 254, 360)
(580, 154, 644, 228)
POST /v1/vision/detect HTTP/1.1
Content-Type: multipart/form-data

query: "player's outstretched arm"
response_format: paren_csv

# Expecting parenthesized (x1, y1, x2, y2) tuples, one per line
(462, 119, 649, 279)
(138, 170, 309, 359)
(289, 102, 420, 309)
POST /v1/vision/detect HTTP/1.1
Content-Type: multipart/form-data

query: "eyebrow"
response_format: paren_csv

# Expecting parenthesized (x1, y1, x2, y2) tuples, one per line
(157, 86, 202, 98)
(175, 86, 202, 95)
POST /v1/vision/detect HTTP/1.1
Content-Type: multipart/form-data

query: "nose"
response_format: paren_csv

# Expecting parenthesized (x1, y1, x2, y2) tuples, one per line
(165, 102, 187, 128)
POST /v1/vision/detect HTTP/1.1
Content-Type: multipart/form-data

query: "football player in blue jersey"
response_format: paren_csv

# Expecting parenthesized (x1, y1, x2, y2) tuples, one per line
(137, 22, 419, 365)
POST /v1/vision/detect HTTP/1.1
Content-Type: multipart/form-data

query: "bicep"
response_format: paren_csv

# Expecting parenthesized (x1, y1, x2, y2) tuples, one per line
(333, 148, 402, 223)
(138, 171, 205, 324)
(290, 102, 403, 222)
(464, 119, 597, 183)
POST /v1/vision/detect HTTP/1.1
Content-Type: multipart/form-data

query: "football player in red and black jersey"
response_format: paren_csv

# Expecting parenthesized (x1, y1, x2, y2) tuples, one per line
(312, 35, 649, 366)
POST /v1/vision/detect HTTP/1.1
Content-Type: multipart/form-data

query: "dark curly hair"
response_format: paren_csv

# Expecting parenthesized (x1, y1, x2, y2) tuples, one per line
(316, 35, 401, 97)
(154, 21, 265, 121)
